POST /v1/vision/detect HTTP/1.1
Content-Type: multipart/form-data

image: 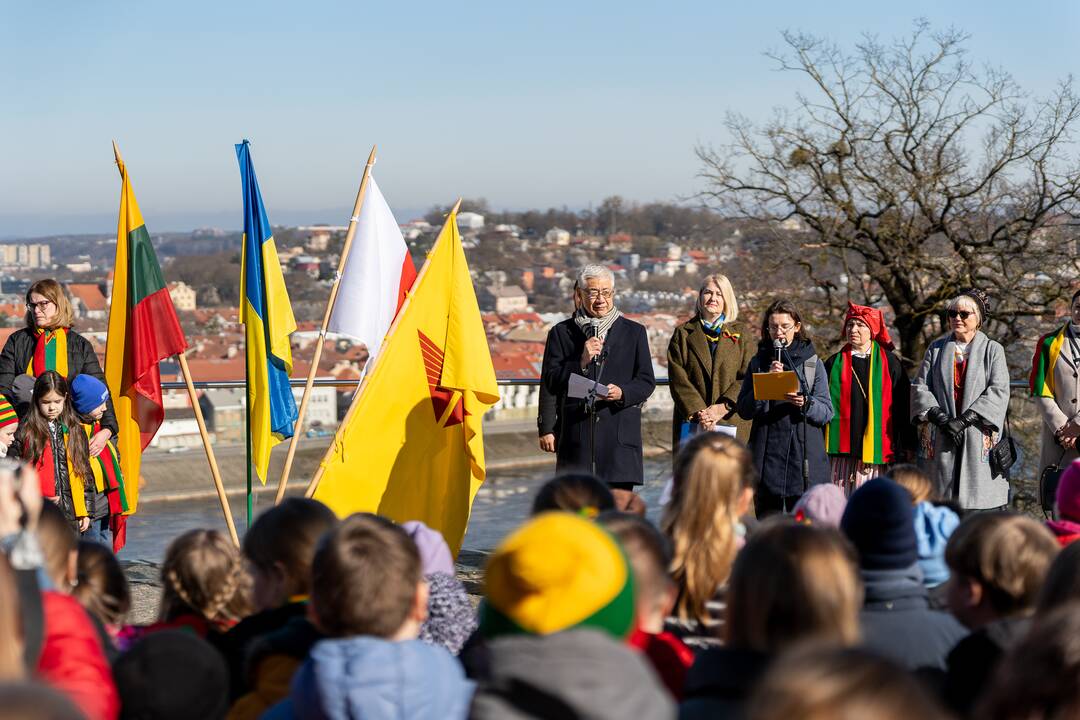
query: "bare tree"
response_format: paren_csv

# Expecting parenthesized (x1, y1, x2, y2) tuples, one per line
(698, 20, 1080, 364)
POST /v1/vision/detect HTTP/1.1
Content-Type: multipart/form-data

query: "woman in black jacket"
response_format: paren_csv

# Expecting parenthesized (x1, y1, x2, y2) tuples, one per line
(0, 279, 118, 455)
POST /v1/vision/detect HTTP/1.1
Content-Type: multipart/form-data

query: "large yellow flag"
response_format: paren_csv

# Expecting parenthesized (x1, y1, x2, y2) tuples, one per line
(313, 209, 499, 555)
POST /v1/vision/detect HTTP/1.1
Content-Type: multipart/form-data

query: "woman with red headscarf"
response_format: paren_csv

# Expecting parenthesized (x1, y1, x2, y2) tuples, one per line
(823, 303, 912, 495)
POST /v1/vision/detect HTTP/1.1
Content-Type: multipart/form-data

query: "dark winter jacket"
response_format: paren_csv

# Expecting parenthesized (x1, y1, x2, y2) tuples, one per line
(679, 647, 770, 720)
(858, 565, 968, 674)
(944, 616, 1032, 717)
(220, 600, 307, 701)
(542, 316, 656, 486)
(470, 629, 676, 720)
(737, 339, 833, 497)
(0, 327, 119, 436)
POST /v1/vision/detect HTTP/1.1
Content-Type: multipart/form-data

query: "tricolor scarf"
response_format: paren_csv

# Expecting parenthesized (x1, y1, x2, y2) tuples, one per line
(1030, 323, 1073, 398)
(81, 422, 128, 553)
(26, 327, 68, 378)
(826, 341, 894, 464)
(35, 424, 85, 505)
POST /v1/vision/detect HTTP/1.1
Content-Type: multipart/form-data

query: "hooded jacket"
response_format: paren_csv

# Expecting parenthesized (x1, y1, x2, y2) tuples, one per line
(470, 629, 676, 720)
(263, 636, 473, 720)
(858, 564, 968, 673)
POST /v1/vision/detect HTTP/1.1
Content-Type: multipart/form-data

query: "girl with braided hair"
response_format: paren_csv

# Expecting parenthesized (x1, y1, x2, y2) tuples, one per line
(118, 529, 252, 651)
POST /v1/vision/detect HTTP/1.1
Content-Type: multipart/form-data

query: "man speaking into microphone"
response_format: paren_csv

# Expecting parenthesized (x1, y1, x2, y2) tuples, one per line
(540, 265, 656, 509)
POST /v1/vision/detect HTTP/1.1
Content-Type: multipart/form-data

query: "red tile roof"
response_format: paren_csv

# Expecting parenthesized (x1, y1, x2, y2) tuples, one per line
(67, 283, 107, 312)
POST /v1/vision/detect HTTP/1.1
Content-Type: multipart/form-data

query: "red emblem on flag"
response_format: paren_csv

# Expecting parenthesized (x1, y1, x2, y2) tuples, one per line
(418, 331, 466, 427)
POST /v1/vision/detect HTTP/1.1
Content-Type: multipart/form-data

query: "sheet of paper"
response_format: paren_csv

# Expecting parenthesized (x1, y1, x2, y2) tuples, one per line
(568, 372, 610, 400)
(752, 371, 799, 401)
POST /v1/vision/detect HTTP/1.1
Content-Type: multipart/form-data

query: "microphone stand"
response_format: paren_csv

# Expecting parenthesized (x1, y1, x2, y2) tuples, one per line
(781, 344, 811, 497)
(586, 347, 609, 477)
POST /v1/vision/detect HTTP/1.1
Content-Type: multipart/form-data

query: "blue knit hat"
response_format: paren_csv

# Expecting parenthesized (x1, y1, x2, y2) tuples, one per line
(840, 477, 918, 570)
(71, 374, 109, 415)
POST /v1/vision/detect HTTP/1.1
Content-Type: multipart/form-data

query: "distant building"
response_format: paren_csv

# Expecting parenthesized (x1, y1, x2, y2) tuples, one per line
(67, 283, 108, 320)
(1, 244, 51, 268)
(489, 285, 528, 314)
(457, 212, 485, 230)
(169, 281, 198, 312)
(545, 228, 571, 246)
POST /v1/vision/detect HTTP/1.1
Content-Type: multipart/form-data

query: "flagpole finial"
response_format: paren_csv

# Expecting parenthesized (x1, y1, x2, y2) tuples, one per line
(112, 140, 123, 167)
(450, 198, 462, 215)
(366, 145, 377, 167)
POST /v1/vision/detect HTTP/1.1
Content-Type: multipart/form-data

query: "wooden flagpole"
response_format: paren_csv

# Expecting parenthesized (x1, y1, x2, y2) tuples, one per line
(304, 198, 461, 499)
(177, 353, 240, 546)
(274, 146, 378, 504)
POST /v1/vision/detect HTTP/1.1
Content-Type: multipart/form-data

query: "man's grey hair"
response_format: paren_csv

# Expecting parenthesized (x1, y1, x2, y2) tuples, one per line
(577, 264, 615, 288)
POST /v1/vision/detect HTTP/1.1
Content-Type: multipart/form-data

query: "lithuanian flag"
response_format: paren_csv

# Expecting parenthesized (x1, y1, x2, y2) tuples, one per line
(1030, 324, 1068, 398)
(313, 207, 499, 556)
(105, 143, 189, 514)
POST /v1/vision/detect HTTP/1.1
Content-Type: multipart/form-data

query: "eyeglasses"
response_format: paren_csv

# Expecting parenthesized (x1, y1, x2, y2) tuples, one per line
(769, 324, 796, 333)
(584, 289, 614, 300)
(947, 310, 973, 320)
(26, 300, 53, 311)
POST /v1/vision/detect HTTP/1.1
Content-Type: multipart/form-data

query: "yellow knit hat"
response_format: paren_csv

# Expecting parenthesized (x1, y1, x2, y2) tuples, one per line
(479, 512, 635, 639)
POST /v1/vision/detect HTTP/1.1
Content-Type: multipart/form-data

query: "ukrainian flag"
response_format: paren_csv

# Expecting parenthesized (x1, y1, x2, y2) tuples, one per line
(236, 140, 298, 482)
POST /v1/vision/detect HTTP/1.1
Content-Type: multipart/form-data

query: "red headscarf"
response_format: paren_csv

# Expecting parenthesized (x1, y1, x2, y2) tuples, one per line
(843, 302, 894, 351)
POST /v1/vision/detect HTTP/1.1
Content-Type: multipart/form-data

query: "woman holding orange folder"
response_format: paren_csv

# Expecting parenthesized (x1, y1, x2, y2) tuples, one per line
(737, 299, 833, 518)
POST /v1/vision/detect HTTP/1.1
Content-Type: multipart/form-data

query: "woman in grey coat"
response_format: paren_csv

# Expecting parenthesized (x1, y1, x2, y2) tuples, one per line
(911, 290, 1012, 510)
(1030, 288, 1080, 479)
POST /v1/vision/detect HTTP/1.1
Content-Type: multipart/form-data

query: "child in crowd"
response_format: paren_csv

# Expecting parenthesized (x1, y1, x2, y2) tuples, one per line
(73, 540, 130, 660)
(11, 372, 101, 542)
(531, 472, 615, 516)
(889, 463, 960, 602)
(976, 602, 1080, 719)
(223, 498, 336, 707)
(661, 432, 754, 651)
(682, 522, 862, 720)
(0, 396, 18, 458)
(114, 630, 230, 720)
(747, 646, 950, 720)
(943, 512, 1060, 716)
(264, 513, 473, 720)
(1046, 458, 1080, 545)
(840, 477, 966, 674)
(1037, 541, 1080, 614)
(599, 512, 693, 699)
(471, 512, 674, 719)
(70, 374, 128, 553)
(36, 503, 78, 592)
(120, 528, 251, 651)
(401, 521, 477, 656)
(791, 482, 847, 526)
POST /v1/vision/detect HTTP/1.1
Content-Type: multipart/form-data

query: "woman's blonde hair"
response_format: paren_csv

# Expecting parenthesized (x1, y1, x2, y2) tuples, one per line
(726, 521, 862, 651)
(695, 273, 739, 323)
(661, 432, 754, 623)
(159, 529, 252, 629)
(748, 645, 949, 720)
(24, 279, 75, 330)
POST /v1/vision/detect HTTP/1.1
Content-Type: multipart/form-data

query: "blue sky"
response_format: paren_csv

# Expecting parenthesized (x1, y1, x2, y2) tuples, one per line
(2, 1, 1078, 236)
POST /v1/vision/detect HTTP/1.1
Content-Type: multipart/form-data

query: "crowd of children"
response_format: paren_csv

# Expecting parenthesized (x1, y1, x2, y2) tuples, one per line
(3, 426, 1080, 719)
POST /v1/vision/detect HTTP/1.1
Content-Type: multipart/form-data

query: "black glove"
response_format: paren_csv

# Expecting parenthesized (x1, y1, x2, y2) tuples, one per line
(944, 409, 979, 447)
(926, 407, 950, 427)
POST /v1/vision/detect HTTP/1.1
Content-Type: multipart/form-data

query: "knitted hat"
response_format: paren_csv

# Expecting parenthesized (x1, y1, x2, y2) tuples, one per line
(112, 630, 229, 720)
(840, 478, 918, 570)
(402, 520, 455, 577)
(793, 483, 848, 527)
(479, 512, 634, 640)
(71, 374, 109, 415)
(957, 288, 990, 322)
(1055, 459, 1080, 522)
(0, 395, 17, 429)
(419, 571, 478, 656)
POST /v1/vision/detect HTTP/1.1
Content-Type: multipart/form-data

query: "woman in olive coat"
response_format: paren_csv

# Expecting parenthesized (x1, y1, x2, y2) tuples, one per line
(667, 274, 754, 451)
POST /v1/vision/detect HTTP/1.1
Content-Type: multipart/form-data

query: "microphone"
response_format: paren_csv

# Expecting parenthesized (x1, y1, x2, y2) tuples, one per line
(586, 317, 600, 339)
(773, 338, 785, 366)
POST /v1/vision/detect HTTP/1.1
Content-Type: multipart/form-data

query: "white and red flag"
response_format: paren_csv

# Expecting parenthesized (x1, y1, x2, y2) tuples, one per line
(328, 175, 418, 355)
